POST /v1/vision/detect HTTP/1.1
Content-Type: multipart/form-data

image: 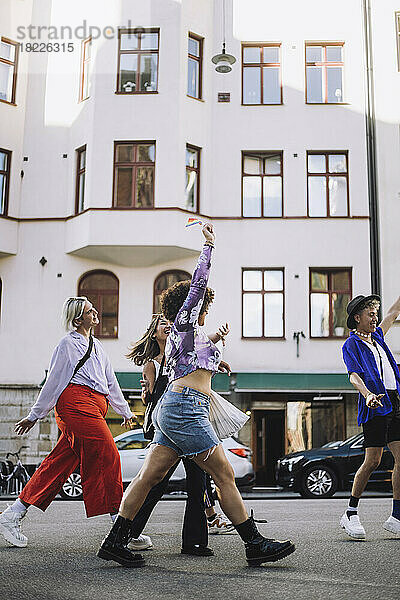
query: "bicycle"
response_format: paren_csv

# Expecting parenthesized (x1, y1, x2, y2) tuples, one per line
(0, 447, 30, 496)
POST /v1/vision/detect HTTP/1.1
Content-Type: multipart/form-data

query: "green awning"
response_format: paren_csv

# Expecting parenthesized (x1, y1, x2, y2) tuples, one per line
(235, 372, 353, 392)
(115, 372, 230, 393)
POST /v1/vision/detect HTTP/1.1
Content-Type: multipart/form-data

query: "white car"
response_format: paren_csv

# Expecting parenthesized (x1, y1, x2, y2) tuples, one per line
(59, 428, 254, 500)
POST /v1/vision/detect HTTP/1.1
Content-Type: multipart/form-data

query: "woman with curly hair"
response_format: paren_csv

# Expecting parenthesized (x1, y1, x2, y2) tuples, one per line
(98, 224, 295, 567)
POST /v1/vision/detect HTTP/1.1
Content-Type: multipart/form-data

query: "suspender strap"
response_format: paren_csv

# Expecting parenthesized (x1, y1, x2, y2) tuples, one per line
(72, 334, 94, 378)
(373, 341, 384, 381)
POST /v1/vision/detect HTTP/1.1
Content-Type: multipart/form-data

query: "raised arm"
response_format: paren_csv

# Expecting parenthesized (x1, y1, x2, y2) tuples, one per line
(175, 223, 215, 331)
(379, 296, 400, 336)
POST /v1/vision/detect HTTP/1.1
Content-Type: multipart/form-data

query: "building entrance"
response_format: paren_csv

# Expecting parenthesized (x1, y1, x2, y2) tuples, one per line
(253, 409, 286, 485)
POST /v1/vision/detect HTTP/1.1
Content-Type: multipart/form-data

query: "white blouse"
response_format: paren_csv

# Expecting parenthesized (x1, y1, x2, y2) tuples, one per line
(27, 331, 133, 421)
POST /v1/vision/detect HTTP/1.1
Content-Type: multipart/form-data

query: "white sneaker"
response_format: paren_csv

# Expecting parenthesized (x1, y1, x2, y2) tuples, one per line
(383, 515, 400, 535)
(340, 512, 366, 540)
(128, 534, 153, 550)
(208, 513, 236, 535)
(0, 508, 28, 547)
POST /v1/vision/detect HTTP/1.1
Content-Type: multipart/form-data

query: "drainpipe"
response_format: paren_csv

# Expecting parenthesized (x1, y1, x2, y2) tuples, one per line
(362, 0, 381, 296)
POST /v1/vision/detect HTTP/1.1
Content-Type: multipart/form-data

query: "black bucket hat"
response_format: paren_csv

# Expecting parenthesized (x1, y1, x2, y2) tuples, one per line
(346, 294, 381, 330)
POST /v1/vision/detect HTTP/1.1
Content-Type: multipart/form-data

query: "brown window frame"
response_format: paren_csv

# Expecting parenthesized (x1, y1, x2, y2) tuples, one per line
(0, 148, 11, 216)
(153, 269, 191, 314)
(241, 43, 282, 106)
(75, 145, 86, 214)
(305, 42, 345, 104)
(396, 12, 400, 71)
(112, 141, 156, 209)
(309, 267, 352, 339)
(79, 37, 92, 102)
(187, 32, 203, 100)
(307, 151, 349, 218)
(241, 151, 283, 218)
(241, 267, 285, 339)
(78, 270, 119, 339)
(185, 144, 201, 213)
(116, 28, 160, 95)
(0, 37, 19, 105)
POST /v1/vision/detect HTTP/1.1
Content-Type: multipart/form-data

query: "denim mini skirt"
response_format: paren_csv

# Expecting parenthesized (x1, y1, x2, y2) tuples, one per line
(152, 385, 220, 458)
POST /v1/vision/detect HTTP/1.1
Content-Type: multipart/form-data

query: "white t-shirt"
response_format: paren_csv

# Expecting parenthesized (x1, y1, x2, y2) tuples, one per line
(368, 342, 397, 390)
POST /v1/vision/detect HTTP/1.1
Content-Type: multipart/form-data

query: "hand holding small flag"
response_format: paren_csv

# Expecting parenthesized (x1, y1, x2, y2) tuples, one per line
(185, 217, 203, 228)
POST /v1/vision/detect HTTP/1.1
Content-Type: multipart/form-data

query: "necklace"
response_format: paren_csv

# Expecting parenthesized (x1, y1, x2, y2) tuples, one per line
(354, 329, 372, 340)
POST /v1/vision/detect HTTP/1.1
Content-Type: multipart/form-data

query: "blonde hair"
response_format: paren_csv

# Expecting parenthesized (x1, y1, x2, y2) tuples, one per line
(62, 297, 88, 331)
(126, 314, 162, 366)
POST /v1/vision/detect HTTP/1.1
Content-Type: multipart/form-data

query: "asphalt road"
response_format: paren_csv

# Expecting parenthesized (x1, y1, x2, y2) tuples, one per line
(1, 498, 399, 600)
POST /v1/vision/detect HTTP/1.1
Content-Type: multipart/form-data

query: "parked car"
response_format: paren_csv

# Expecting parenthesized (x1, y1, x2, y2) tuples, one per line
(60, 428, 255, 500)
(275, 433, 394, 499)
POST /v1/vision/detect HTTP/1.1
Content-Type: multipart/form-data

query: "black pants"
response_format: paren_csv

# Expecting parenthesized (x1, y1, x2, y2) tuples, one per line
(130, 458, 208, 547)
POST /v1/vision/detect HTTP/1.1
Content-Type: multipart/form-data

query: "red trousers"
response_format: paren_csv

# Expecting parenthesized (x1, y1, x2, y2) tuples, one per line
(20, 384, 123, 517)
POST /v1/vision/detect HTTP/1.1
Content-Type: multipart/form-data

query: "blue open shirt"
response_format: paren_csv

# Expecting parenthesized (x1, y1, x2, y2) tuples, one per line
(342, 327, 400, 425)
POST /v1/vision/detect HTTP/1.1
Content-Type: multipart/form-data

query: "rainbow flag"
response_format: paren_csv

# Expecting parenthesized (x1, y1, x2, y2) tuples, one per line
(185, 217, 203, 227)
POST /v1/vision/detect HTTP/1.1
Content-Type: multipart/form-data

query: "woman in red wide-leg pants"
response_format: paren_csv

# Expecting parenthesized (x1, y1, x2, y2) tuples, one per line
(0, 297, 134, 549)
(20, 384, 123, 517)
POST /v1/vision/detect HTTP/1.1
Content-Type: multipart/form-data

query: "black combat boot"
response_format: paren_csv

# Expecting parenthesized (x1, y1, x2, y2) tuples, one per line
(97, 515, 145, 567)
(235, 512, 295, 566)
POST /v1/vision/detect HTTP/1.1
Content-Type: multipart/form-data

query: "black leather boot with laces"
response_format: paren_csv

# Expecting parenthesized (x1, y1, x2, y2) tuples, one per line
(97, 515, 145, 567)
(235, 512, 295, 566)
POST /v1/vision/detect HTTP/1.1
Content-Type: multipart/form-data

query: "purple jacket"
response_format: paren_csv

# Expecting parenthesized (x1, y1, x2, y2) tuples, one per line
(165, 244, 221, 382)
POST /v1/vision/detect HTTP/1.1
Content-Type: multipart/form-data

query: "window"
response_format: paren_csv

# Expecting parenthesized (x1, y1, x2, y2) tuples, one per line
(307, 151, 349, 217)
(242, 151, 283, 217)
(187, 33, 203, 99)
(79, 37, 92, 101)
(310, 268, 351, 338)
(306, 43, 344, 103)
(75, 146, 86, 213)
(117, 28, 159, 94)
(115, 432, 147, 450)
(153, 270, 190, 314)
(242, 268, 284, 338)
(0, 148, 11, 216)
(242, 44, 282, 105)
(185, 145, 200, 212)
(113, 142, 155, 208)
(0, 37, 19, 104)
(396, 12, 400, 71)
(78, 270, 119, 338)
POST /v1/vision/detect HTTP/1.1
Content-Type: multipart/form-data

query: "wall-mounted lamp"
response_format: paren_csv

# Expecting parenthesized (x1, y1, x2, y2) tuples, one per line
(293, 331, 306, 358)
(39, 256, 47, 266)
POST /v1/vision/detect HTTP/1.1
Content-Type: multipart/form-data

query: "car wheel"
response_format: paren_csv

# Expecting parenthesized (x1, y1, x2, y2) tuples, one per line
(59, 473, 83, 500)
(299, 464, 338, 499)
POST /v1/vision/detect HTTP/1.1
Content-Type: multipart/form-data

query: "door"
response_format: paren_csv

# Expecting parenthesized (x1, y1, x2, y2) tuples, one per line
(254, 410, 285, 485)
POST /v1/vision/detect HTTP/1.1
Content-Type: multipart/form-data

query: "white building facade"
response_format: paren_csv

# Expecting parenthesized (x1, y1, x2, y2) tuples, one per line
(1, 0, 398, 483)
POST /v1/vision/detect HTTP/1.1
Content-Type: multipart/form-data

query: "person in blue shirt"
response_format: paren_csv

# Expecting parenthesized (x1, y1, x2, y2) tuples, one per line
(341, 294, 400, 539)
